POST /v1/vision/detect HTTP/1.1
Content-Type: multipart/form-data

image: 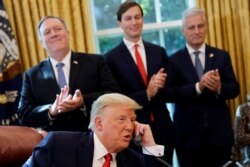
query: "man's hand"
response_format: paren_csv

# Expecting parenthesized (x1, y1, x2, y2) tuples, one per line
(199, 69, 221, 93)
(49, 86, 70, 116)
(49, 94, 60, 117)
(146, 68, 167, 99)
(57, 88, 84, 113)
(134, 121, 156, 147)
(49, 86, 84, 116)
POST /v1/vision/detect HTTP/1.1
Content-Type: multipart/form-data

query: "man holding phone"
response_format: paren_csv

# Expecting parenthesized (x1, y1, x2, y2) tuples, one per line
(23, 93, 165, 167)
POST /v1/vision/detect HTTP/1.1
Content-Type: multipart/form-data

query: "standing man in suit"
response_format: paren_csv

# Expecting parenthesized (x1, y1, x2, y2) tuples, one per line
(104, 1, 175, 165)
(23, 93, 165, 167)
(167, 7, 239, 167)
(18, 16, 119, 132)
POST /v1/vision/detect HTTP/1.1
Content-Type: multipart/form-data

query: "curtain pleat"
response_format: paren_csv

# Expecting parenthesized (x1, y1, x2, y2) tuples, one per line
(3, 0, 94, 71)
(81, 0, 95, 52)
(197, 0, 250, 122)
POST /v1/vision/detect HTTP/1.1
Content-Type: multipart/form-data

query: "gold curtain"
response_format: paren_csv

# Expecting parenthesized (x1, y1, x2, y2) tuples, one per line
(197, 0, 250, 122)
(3, 0, 95, 71)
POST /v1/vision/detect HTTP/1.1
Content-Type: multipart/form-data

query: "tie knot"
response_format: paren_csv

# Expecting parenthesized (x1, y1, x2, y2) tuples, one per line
(193, 51, 200, 57)
(56, 62, 64, 68)
(134, 44, 139, 49)
(104, 153, 112, 161)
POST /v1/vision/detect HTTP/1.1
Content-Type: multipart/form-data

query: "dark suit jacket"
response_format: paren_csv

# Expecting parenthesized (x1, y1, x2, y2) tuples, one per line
(23, 131, 157, 167)
(18, 51, 119, 131)
(104, 41, 175, 155)
(167, 45, 239, 148)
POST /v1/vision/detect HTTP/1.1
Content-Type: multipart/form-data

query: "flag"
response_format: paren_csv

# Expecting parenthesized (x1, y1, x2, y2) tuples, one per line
(0, 0, 22, 125)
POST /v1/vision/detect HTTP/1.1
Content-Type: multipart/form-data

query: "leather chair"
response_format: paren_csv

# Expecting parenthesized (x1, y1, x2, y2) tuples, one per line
(0, 126, 47, 167)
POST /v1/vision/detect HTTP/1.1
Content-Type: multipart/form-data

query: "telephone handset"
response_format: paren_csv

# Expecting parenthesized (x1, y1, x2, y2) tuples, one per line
(133, 133, 142, 146)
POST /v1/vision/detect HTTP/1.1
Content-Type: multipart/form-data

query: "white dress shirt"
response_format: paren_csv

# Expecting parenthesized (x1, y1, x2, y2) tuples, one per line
(123, 37, 148, 74)
(186, 43, 206, 69)
(92, 133, 117, 167)
(186, 43, 206, 94)
(92, 133, 164, 167)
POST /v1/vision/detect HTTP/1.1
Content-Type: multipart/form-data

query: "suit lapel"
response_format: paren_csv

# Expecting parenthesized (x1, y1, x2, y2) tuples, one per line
(204, 45, 216, 72)
(40, 58, 60, 93)
(181, 48, 200, 80)
(69, 52, 81, 93)
(119, 42, 147, 87)
(144, 41, 154, 78)
(116, 152, 127, 167)
(77, 133, 94, 167)
(40, 53, 81, 95)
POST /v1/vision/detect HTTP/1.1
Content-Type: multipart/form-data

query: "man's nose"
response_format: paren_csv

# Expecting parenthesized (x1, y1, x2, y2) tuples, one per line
(194, 26, 201, 33)
(125, 120, 134, 131)
(50, 30, 58, 37)
(131, 18, 137, 24)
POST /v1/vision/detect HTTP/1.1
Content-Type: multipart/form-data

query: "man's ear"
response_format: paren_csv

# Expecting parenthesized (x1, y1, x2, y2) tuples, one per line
(39, 39, 46, 49)
(94, 116, 103, 131)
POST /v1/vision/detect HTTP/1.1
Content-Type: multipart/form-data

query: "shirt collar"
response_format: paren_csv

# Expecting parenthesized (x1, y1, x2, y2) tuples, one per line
(49, 51, 71, 67)
(93, 133, 116, 161)
(186, 43, 206, 55)
(123, 37, 143, 50)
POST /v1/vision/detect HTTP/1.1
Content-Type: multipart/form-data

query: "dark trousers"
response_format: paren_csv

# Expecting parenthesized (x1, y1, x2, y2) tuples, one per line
(176, 129, 232, 167)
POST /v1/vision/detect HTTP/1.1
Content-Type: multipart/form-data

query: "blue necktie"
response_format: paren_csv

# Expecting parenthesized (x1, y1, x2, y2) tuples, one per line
(194, 51, 207, 126)
(194, 51, 203, 79)
(56, 62, 67, 88)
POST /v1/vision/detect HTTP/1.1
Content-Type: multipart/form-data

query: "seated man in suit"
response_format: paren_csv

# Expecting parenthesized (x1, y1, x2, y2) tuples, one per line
(23, 93, 165, 167)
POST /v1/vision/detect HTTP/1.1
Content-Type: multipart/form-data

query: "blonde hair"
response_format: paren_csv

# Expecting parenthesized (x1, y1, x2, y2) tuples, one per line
(88, 93, 141, 130)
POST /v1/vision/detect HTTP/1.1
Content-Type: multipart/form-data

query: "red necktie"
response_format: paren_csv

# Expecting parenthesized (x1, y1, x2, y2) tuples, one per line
(134, 44, 154, 121)
(103, 153, 112, 167)
(134, 44, 147, 86)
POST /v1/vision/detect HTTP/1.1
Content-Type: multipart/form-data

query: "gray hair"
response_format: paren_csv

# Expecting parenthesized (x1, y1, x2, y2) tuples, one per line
(88, 93, 141, 131)
(182, 7, 206, 28)
(37, 16, 68, 41)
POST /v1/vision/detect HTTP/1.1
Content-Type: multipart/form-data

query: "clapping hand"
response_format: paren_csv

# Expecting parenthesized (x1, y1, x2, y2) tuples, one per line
(199, 69, 221, 93)
(50, 86, 84, 116)
(146, 68, 167, 99)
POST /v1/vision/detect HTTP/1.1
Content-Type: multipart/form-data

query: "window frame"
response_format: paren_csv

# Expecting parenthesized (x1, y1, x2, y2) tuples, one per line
(90, 0, 195, 54)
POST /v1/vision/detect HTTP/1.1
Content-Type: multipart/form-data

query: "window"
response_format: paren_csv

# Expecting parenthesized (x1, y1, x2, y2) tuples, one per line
(91, 0, 195, 55)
